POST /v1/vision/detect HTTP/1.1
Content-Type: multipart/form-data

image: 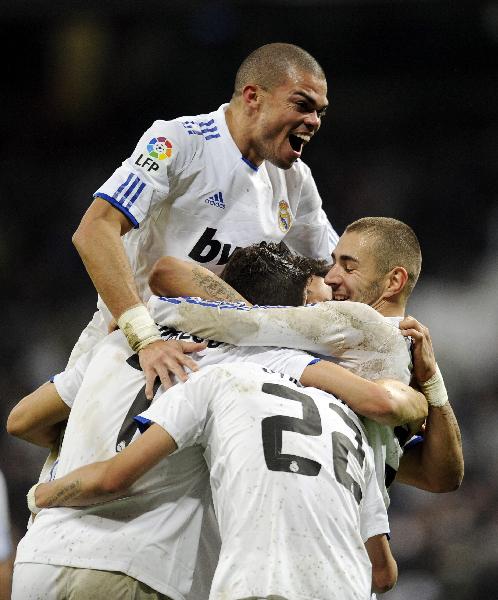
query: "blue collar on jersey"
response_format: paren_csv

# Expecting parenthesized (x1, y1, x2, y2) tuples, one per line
(241, 155, 259, 171)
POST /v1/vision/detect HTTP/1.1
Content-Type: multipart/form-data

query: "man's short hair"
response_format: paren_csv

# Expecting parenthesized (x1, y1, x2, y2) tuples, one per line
(234, 43, 325, 95)
(345, 217, 422, 300)
(220, 241, 328, 306)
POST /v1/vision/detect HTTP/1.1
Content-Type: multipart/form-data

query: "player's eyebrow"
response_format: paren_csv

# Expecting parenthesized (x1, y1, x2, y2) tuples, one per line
(293, 90, 328, 114)
(332, 251, 359, 264)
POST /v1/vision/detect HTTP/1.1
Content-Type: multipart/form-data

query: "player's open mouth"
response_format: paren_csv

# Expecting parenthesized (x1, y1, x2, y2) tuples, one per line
(289, 133, 311, 154)
(333, 295, 349, 301)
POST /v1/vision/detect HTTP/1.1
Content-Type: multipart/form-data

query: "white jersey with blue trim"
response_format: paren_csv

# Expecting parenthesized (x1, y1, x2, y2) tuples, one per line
(147, 296, 413, 507)
(138, 362, 389, 600)
(93, 103, 337, 324)
(16, 329, 316, 599)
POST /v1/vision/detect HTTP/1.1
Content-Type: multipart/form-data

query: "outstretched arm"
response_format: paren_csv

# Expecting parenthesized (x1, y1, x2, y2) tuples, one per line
(149, 256, 248, 304)
(7, 382, 70, 448)
(73, 199, 202, 398)
(300, 361, 427, 427)
(30, 424, 176, 510)
(396, 316, 463, 492)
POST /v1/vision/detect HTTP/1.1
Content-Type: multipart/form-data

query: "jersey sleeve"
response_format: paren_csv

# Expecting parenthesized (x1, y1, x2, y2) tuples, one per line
(93, 119, 195, 228)
(136, 370, 212, 449)
(359, 446, 390, 542)
(148, 296, 412, 383)
(52, 344, 95, 408)
(284, 167, 338, 258)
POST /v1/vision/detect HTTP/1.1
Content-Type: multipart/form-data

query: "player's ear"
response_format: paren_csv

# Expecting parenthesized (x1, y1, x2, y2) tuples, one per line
(241, 84, 264, 111)
(383, 267, 408, 299)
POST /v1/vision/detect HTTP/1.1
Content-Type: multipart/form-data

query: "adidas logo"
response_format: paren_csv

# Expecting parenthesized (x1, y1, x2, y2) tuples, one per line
(204, 191, 225, 209)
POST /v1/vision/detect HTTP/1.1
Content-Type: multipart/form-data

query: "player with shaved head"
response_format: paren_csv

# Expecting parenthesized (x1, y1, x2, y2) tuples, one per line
(70, 42, 336, 399)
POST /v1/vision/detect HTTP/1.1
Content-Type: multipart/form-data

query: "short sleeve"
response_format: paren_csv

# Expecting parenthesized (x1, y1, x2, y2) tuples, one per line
(53, 342, 96, 408)
(94, 119, 195, 228)
(136, 370, 212, 449)
(360, 447, 390, 542)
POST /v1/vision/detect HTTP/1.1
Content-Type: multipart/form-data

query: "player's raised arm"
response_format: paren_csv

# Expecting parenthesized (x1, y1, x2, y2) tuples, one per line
(149, 256, 249, 304)
(396, 316, 464, 492)
(149, 297, 412, 383)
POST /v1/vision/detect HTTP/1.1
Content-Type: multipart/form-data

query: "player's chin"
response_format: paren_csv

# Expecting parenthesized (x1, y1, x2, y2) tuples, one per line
(271, 152, 299, 170)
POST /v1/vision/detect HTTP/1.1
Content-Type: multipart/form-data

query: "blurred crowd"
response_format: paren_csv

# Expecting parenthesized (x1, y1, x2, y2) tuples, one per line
(2, 2, 497, 598)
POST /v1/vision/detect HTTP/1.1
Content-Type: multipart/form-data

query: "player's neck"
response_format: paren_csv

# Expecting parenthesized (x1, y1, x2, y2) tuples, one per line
(225, 103, 263, 167)
(372, 297, 405, 318)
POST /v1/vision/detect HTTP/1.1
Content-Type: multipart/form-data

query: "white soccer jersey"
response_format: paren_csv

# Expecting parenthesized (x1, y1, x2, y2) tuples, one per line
(138, 363, 389, 600)
(93, 104, 337, 326)
(147, 296, 413, 506)
(16, 329, 316, 599)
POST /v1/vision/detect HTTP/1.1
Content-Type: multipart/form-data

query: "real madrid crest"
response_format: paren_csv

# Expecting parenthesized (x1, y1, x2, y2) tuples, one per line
(278, 200, 292, 233)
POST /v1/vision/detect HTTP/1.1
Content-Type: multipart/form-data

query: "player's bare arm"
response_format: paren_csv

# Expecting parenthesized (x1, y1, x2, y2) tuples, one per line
(149, 256, 249, 304)
(7, 382, 70, 448)
(300, 360, 427, 427)
(396, 316, 464, 492)
(73, 198, 204, 398)
(365, 534, 398, 593)
(30, 424, 176, 510)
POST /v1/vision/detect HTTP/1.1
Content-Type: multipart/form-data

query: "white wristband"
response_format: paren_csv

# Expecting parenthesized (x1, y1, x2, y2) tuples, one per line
(27, 483, 42, 515)
(117, 305, 162, 352)
(420, 364, 448, 407)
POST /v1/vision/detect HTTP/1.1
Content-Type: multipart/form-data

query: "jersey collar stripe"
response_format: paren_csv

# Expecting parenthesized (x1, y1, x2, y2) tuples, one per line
(241, 156, 259, 171)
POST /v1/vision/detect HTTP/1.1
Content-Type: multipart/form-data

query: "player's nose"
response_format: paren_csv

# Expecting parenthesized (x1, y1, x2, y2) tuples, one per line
(303, 110, 320, 130)
(324, 265, 342, 286)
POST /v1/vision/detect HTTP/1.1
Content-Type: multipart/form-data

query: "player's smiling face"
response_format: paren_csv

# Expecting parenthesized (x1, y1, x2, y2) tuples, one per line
(252, 69, 328, 169)
(325, 231, 387, 308)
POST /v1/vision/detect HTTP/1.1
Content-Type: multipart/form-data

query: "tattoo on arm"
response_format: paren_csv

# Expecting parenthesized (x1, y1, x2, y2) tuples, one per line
(47, 480, 82, 507)
(191, 267, 245, 302)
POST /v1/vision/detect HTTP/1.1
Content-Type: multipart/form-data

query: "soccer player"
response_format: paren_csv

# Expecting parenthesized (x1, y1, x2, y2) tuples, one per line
(9, 246, 420, 598)
(69, 42, 338, 398)
(145, 218, 464, 501)
(26, 363, 398, 599)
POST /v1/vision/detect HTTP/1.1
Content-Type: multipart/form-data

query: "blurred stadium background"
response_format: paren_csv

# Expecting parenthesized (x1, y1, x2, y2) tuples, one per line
(2, 1, 498, 598)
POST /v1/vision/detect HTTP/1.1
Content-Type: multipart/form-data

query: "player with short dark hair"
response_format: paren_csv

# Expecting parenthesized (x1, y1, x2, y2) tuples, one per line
(149, 217, 463, 503)
(219, 241, 330, 306)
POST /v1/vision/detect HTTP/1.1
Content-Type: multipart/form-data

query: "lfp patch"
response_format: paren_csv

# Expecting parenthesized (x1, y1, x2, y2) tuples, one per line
(278, 200, 292, 233)
(147, 137, 173, 160)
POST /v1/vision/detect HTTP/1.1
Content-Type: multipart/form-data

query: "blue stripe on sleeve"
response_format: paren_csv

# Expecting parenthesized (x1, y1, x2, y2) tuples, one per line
(120, 176, 140, 202)
(307, 358, 321, 366)
(112, 173, 134, 200)
(134, 415, 152, 433)
(126, 182, 146, 208)
(94, 193, 140, 228)
(404, 435, 424, 452)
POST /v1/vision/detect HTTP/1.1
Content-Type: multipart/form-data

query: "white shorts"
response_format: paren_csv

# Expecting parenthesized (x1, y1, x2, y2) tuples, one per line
(12, 563, 173, 600)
